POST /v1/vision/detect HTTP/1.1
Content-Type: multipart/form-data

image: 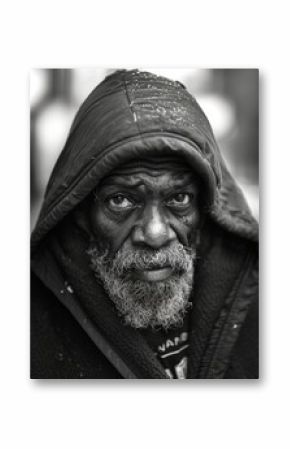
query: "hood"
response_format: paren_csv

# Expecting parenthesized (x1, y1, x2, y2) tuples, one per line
(31, 69, 258, 253)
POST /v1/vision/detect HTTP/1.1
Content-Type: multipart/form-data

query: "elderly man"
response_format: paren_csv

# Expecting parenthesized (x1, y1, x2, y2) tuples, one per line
(31, 69, 258, 379)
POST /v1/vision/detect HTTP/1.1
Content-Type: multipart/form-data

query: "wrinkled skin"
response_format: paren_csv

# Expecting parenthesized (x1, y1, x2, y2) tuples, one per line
(84, 159, 202, 328)
(89, 160, 201, 258)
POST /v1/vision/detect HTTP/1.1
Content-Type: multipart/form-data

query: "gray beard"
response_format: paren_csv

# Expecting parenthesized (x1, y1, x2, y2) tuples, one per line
(87, 242, 196, 330)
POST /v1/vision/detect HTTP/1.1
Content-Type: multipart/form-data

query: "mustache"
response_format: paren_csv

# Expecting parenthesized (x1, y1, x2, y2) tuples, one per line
(88, 242, 195, 278)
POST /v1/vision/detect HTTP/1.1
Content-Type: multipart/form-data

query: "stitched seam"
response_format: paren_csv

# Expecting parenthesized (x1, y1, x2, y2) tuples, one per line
(123, 76, 142, 136)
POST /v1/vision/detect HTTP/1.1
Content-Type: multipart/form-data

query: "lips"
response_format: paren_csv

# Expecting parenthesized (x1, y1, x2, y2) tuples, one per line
(132, 266, 174, 282)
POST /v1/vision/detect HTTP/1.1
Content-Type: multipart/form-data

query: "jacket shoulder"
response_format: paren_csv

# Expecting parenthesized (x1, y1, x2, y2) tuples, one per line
(31, 272, 122, 379)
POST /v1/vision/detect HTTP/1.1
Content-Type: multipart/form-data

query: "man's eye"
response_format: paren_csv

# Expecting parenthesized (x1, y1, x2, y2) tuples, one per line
(107, 195, 134, 209)
(167, 193, 191, 207)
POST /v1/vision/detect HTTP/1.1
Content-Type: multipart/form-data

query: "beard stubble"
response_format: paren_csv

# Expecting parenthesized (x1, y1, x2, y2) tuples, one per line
(87, 242, 196, 330)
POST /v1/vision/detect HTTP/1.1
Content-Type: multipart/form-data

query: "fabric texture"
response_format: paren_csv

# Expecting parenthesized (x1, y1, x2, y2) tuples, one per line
(141, 313, 190, 379)
(31, 69, 259, 379)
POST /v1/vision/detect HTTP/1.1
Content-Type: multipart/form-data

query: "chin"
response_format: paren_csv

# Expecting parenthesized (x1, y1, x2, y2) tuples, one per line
(99, 269, 193, 330)
(88, 242, 196, 329)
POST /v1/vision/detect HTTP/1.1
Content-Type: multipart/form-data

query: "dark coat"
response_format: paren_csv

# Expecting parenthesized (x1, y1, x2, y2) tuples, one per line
(31, 70, 259, 379)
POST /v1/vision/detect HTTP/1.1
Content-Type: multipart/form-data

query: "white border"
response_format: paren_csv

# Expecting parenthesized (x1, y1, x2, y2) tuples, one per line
(1, 1, 289, 448)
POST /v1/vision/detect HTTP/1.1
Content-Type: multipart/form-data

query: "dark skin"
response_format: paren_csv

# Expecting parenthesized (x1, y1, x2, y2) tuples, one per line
(89, 162, 201, 265)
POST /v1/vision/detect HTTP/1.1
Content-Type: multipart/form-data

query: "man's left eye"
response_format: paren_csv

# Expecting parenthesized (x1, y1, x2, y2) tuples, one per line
(167, 193, 191, 207)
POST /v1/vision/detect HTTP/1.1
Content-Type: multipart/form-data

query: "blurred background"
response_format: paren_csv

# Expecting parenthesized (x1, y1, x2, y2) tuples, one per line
(30, 68, 259, 229)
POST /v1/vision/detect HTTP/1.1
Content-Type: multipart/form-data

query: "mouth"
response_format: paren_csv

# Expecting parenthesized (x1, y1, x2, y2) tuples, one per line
(131, 266, 174, 282)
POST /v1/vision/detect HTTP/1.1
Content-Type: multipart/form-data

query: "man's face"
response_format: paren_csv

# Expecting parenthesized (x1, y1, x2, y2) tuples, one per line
(87, 159, 201, 329)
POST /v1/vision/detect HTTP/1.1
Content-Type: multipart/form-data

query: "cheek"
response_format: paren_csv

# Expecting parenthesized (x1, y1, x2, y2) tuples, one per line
(180, 212, 199, 227)
(89, 205, 134, 254)
(171, 209, 201, 246)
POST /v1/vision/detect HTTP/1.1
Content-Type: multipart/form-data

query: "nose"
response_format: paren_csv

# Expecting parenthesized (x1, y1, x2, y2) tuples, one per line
(131, 204, 176, 249)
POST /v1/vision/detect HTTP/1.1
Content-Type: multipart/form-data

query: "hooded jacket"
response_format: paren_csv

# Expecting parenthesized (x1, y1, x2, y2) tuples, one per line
(31, 69, 259, 379)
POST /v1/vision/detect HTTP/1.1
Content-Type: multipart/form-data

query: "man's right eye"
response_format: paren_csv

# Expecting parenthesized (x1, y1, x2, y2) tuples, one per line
(107, 195, 134, 210)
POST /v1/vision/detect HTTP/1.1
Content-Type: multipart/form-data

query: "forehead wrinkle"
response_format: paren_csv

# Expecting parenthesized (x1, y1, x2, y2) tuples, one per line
(100, 164, 195, 185)
(99, 171, 198, 196)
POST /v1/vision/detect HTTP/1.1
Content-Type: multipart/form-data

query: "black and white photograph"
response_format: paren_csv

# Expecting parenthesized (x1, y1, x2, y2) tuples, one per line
(30, 68, 259, 379)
